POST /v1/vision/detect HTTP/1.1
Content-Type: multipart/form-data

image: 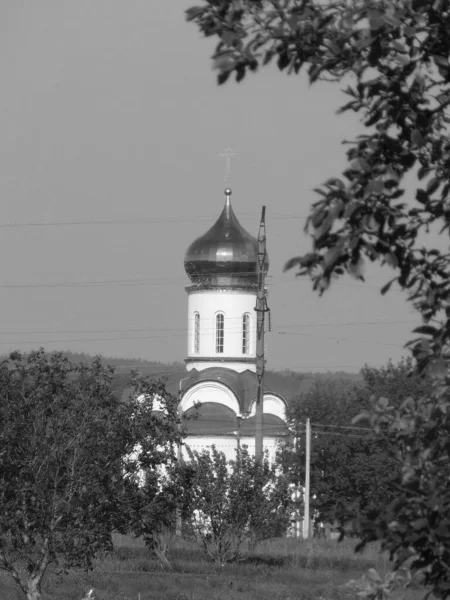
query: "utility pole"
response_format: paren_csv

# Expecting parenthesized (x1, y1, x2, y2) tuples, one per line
(255, 206, 268, 459)
(303, 418, 311, 539)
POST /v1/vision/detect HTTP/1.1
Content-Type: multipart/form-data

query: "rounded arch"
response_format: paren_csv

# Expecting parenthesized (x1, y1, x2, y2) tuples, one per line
(180, 380, 240, 416)
(248, 392, 287, 422)
(183, 402, 237, 435)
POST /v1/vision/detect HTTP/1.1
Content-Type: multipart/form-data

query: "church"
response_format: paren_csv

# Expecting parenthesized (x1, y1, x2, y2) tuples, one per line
(178, 187, 289, 463)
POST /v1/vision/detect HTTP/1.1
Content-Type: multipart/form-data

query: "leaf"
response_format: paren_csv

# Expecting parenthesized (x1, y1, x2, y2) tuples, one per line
(348, 258, 365, 280)
(427, 178, 440, 195)
(367, 568, 383, 583)
(396, 54, 411, 67)
(221, 31, 239, 46)
(365, 179, 384, 195)
(391, 40, 408, 54)
(368, 10, 384, 31)
(185, 7, 204, 21)
(378, 397, 389, 408)
(381, 278, 397, 295)
(437, 91, 450, 105)
(411, 130, 426, 148)
(352, 412, 371, 425)
(417, 166, 429, 180)
(411, 518, 428, 530)
(429, 358, 448, 378)
(323, 246, 342, 268)
(277, 51, 290, 71)
(416, 189, 429, 204)
(433, 55, 449, 69)
(324, 177, 345, 189)
(218, 71, 231, 85)
(283, 257, 302, 272)
(413, 325, 438, 336)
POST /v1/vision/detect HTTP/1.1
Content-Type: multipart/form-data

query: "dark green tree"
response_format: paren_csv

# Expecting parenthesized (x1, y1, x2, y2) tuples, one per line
(281, 361, 431, 525)
(0, 350, 180, 600)
(176, 446, 292, 564)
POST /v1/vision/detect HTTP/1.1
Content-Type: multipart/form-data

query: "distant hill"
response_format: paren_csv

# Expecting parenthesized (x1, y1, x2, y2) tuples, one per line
(58, 352, 363, 407)
(0, 350, 363, 407)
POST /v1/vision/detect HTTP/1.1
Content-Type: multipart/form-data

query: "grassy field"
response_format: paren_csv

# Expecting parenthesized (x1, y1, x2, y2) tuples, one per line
(0, 535, 424, 600)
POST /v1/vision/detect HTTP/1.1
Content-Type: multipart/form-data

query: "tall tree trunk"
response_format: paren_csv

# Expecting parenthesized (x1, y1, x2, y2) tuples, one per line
(26, 574, 42, 600)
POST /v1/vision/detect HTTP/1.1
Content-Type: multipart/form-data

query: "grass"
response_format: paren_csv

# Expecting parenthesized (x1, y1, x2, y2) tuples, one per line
(0, 535, 424, 600)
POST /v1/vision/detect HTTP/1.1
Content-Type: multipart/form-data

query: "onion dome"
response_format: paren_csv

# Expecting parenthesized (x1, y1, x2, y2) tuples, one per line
(184, 189, 267, 288)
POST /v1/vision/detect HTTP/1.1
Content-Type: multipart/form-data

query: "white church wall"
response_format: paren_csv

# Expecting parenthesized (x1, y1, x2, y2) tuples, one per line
(239, 437, 280, 465)
(182, 435, 282, 465)
(186, 359, 255, 373)
(182, 436, 239, 462)
(186, 289, 257, 368)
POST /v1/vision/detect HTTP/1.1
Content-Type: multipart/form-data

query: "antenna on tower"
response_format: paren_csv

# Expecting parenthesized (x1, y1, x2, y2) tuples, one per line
(255, 206, 268, 460)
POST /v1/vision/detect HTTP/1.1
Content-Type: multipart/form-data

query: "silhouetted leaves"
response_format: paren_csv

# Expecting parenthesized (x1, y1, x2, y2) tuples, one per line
(187, 0, 450, 595)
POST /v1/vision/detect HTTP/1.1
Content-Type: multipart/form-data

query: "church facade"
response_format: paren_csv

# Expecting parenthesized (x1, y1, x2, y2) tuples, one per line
(178, 188, 288, 463)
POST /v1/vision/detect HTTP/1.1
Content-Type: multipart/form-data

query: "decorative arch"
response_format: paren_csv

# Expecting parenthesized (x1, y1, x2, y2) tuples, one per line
(180, 380, 240, 416)
(247, 393, 287, 422)
(183, 402, 237, 435)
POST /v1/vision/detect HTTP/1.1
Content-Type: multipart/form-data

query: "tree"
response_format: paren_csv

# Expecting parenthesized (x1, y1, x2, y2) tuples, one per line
(279, 377, 389, 525)
(0, 350, 180, 600)
(280, 361, 431, 526)
(176, 446, 292, 564)
(186, 1, 450, 595)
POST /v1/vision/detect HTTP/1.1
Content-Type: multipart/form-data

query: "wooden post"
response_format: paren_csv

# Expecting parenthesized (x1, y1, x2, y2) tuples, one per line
(303, 418, 311, 539)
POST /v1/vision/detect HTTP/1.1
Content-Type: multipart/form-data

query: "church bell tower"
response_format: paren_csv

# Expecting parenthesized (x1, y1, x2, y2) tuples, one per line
(183, 188, 268, 373)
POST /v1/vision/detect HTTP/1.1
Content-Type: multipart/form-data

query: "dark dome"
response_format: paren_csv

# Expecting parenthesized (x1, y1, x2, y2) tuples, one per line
(184, 189, 267, 288)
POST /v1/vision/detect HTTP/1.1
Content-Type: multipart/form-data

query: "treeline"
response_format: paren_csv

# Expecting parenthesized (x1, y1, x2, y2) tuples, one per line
(280, 358, 431, 526)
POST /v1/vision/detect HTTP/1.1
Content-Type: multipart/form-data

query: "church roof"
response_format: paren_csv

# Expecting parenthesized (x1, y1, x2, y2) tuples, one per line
(116, 366, 310, 408)
(184, 189, 267, 288)
(180, 366, 285, 415)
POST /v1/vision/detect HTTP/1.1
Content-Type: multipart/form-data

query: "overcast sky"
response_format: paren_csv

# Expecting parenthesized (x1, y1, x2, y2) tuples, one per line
(0, 1, 422, 372)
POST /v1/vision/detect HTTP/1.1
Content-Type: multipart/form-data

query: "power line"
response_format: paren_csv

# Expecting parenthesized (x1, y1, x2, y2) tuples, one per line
(0, 276, 411, 295)
(312, 422, 373, 432)
(0, 318, 416, 336)
(277, 332, 403, 348)
(0, 330, 406, 350)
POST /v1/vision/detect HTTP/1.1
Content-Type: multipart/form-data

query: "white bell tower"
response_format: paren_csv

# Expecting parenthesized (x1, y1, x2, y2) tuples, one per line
(184, 188, 266, 373)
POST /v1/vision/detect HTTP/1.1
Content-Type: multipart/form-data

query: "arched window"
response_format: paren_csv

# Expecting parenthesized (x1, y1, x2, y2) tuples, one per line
(194, 312, 200, 354)
(242, 313, 250, 354)
(215, 313, 224, 354)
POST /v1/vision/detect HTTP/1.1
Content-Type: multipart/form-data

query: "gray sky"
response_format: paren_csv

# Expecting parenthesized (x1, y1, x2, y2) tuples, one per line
(0, 1, 421, 372)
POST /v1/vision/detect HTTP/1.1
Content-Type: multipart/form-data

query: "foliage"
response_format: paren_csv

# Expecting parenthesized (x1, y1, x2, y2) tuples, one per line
(176, 446, 292, 564)
(347, 566, 416, 600)
(279, 362, 429, 525)
(186, 1, 450, 596)
(0, 349, 180, 600)
(279, 377, 387, 525)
